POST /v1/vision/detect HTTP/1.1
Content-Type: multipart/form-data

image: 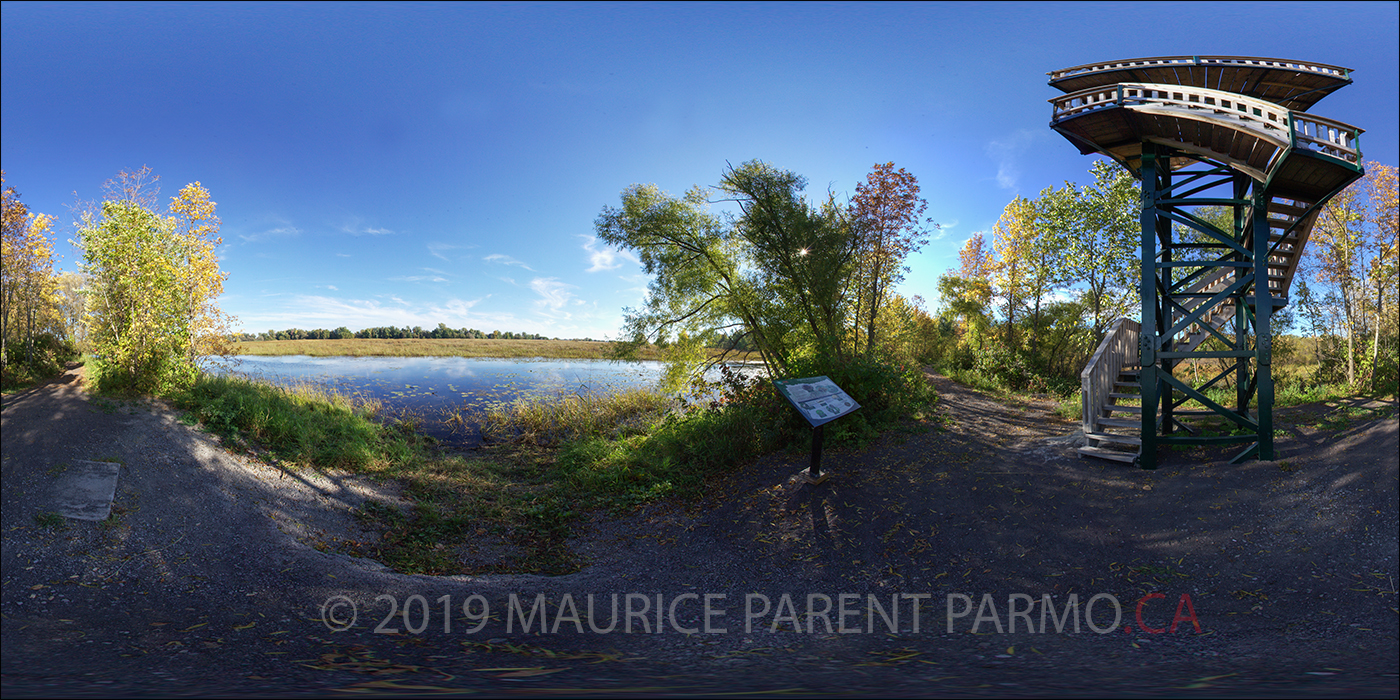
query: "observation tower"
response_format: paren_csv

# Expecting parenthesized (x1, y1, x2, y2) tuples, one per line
(1048, 56, 1365, 468)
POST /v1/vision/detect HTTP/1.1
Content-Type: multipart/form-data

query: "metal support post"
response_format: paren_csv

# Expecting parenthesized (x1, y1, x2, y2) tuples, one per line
(806, 424, 828, 484)
(1253, 186, 1275, 460)
(1138, 145, 1160, 470)
(1234, 178, 1250, 419)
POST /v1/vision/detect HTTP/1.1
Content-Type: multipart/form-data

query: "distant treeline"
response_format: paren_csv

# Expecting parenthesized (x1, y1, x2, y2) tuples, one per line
(238, 324, 556, 342)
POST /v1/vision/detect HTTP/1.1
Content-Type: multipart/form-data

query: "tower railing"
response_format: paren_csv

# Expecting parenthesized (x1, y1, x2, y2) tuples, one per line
(1048, 56, 1351, 83)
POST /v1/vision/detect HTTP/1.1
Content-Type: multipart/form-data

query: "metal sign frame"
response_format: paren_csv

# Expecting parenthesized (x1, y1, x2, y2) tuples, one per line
(773, 376, 860, 483)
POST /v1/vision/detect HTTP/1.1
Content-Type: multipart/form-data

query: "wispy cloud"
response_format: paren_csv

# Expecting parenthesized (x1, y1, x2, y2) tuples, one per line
(339, 217, 397, 236)
(427, 242, 468, 262)
(239, 223, 301, 243)
(579, 235, 637, 272)
(388, 275, 448, 283)
(234, 294, 500, 331)
(484, 253, 534, 271)
(530, 277, 576, 316)
(987, 130, 1043, 191)
(931, 218, 957, 241)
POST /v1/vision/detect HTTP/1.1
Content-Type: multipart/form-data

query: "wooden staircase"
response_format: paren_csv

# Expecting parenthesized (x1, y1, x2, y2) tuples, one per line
(1079, 364, 1146, 463)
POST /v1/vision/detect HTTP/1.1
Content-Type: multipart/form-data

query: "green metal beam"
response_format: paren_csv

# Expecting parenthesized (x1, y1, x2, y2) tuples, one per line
(1138, 145, 1161, 471)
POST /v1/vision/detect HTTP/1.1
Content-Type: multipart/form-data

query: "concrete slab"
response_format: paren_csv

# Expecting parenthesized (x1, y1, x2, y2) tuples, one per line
(52, 460, 121, 521)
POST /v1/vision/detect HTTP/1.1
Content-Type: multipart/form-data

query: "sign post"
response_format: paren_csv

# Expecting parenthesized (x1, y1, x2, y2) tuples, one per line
(772, 376, 860, 484)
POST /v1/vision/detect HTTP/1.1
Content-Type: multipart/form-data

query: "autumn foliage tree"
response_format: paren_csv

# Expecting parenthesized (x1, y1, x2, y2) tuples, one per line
(930, 160, 1141, 391)
(77, 167, 236, 392)
(849, 162, 935, 357)
(1305, 161, 1399, 392)
(1, 172, 69, 381)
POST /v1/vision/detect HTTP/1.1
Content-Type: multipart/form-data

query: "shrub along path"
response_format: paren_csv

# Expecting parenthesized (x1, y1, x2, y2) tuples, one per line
(1, 366, 1395, 697)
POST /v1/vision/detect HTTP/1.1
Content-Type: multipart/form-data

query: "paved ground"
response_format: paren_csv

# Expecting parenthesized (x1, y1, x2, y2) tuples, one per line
(2, 365, 1396, 697)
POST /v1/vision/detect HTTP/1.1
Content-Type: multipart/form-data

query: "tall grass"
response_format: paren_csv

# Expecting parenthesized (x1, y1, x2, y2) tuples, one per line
(172, 374, 412, 469)
(470, 388, 677, 446)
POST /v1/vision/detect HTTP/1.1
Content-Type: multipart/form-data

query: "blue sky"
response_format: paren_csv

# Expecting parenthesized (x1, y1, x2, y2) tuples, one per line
(3, 1, 1396, 339)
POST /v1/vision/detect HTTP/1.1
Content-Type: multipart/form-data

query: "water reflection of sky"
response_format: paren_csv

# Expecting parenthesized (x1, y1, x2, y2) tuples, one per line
(220, 356, 762, 447)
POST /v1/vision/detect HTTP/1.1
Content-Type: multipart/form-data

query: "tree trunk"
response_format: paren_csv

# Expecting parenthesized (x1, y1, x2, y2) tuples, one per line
(25, 302, 33, 368)
(1371, 282, 1384, 390)
(1344, 291, 1355, 386)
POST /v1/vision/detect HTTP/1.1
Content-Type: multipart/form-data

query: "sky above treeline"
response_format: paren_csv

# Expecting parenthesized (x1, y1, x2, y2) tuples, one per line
(3, 1, 1397, 339)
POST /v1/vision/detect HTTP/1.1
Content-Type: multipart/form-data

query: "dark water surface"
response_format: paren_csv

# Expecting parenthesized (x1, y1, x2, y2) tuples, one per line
(223, 355, 755, 446)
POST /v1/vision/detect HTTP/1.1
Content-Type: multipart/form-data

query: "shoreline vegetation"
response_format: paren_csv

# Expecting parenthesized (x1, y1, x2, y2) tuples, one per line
(229, 337, 759, 362)
(168, 354, 941, 575)
(170, 365, 844, 575)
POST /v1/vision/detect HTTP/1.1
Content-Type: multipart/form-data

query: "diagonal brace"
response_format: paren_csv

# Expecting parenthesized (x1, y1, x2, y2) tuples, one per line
(1164, 274, 1253, 342)
(1160, 373, 1259, 433)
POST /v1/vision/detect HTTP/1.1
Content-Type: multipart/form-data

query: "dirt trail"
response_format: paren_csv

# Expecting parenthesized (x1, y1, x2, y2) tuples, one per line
(2, 367, 1396, 697)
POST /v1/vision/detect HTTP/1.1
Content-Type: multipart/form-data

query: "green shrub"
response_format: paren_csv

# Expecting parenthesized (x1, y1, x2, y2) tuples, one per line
(1, 333, 80, 391)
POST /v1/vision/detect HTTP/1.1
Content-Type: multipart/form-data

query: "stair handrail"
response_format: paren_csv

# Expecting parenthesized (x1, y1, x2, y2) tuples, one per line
(1081, 317, 1142, 437)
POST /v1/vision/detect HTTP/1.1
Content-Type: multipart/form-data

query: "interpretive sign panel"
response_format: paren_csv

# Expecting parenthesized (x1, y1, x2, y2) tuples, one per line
(773, 376, 860, 428)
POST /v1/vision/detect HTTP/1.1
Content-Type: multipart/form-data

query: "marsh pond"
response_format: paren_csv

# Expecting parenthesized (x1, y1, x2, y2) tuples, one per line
(223, 355, 760, 446)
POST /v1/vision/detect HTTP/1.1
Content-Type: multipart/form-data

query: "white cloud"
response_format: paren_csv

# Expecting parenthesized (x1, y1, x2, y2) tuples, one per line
(239, 224, 300, 244)
(233, 294, 504, 331)
(530, 277, 576, 315)
(388, 275, 448, 283)
(427, 242, 466, 262)
(338, 217, 397, 236)
(484, 253, 534, 271)
(579, 235, 637, 273)
(987, 130, 1044, 191)
(342, 226, 397, 236)
(931, 218, 956, 241)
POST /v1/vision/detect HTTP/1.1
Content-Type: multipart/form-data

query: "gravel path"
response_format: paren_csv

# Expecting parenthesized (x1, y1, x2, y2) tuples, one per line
(2, 365, 1396, 697)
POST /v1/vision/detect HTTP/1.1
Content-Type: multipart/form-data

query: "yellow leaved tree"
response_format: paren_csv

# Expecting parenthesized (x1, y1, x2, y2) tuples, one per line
(77, 167, 236, 393)
(2, 171, 65, 377)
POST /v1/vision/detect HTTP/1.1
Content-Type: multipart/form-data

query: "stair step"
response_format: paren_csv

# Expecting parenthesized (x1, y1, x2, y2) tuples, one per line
(1098, 417, 1145, 428)
(1077, 445, 1139, 463)
(1114, 381, 1142, 389)
(1110, 407, 1224, 417)
(1108, 392, 1140, 399)
(1084, 432, 1143, 446)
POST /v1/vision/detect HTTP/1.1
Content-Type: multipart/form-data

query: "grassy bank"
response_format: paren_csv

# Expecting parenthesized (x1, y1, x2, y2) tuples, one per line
(171, 372, 786, 574)
(229, 337, 758, 361)
(170, 357, 937, 576)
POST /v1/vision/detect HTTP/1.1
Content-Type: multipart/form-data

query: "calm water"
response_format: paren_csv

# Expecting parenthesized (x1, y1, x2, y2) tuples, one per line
(222, 355, 758, 446)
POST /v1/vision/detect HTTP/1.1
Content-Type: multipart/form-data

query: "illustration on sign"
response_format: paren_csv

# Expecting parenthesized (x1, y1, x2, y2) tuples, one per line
(773, 376, 860, 427)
